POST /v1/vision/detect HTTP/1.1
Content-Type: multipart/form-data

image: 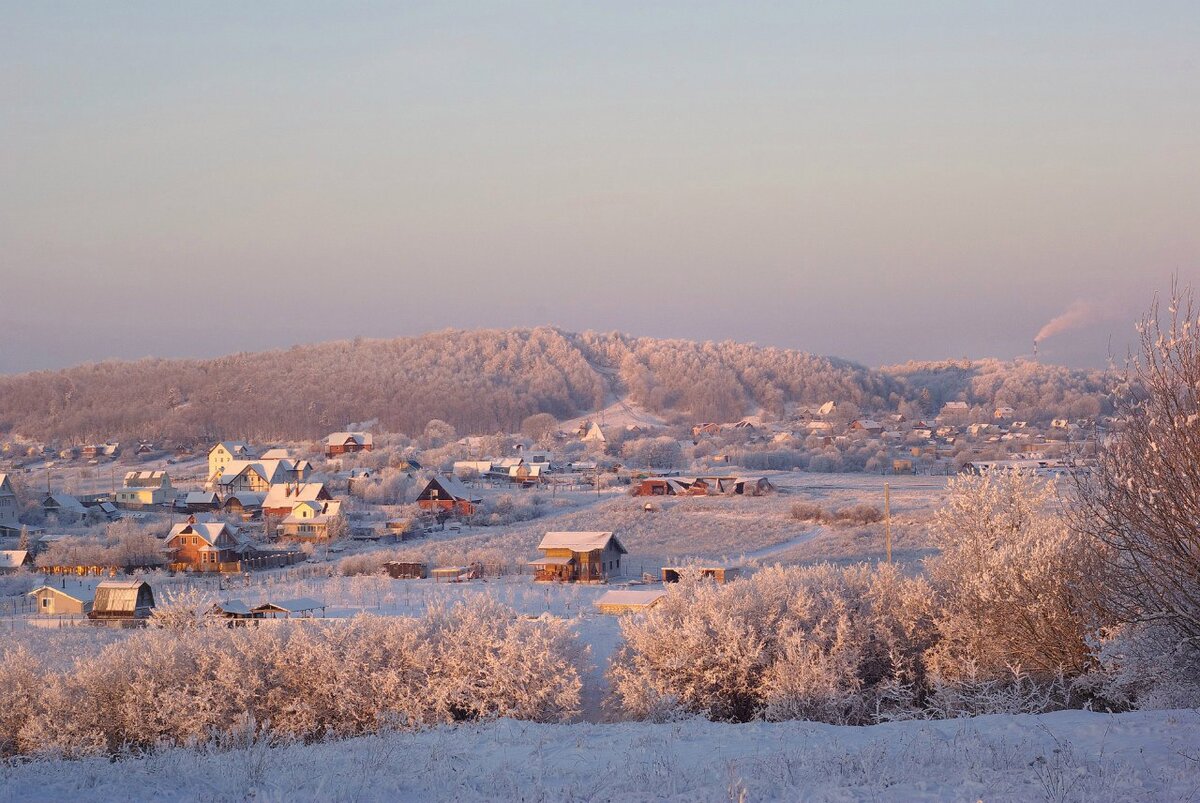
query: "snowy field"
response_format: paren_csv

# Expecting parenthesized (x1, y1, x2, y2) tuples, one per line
(2, 709, 1196, 802)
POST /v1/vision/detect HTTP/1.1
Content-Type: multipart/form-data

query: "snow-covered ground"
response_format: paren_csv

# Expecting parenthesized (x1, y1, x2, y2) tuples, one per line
(2, 709, 1196, 802)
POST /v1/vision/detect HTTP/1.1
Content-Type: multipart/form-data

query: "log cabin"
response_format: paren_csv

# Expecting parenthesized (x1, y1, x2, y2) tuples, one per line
(529, 531, 627, 583)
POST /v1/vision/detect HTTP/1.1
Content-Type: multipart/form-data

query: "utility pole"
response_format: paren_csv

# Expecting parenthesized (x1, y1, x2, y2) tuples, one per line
(884, 482, 892, 564)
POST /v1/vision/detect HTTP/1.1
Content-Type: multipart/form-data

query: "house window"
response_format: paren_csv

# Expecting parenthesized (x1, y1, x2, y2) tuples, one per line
(41, 598, 49, 608)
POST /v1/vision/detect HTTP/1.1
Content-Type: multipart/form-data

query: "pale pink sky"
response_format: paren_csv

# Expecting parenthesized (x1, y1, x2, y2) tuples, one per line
(1, 3, 1196, 372)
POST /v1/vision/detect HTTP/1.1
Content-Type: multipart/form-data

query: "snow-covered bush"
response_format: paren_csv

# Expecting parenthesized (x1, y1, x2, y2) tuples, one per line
(0, 597, 585, 758)
(609, 563, 935, 724)
(924, 471, 1104, 683)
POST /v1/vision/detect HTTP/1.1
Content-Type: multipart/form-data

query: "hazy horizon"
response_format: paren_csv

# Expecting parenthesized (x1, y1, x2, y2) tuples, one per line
(3, 3, 1196, 373)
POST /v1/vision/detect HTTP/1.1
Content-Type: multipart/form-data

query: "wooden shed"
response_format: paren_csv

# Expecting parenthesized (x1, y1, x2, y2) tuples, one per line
(595, 588, 667, 614)
(661, 566, 744, 584)
(252, 597, 327, 619)
(88, 580, 155, 623)
(383, 561, 427, 579)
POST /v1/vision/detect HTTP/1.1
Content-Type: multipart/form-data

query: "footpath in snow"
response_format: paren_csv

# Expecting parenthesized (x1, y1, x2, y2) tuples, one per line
(2, 709, 1197, 802)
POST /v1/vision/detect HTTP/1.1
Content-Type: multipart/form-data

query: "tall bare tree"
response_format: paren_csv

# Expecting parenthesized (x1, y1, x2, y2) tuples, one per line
(1071, 286, 1200, 648)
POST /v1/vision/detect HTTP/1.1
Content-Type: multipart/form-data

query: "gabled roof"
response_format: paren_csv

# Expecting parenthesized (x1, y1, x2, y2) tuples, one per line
(537, 531, 626, 554)
(168, 520, 236, 546)
(92, 580, 153, 613)
(123, 470, 170, 488)
(210, 441, 257, 457)
(27, 585, 86, 603)
(44, 493, 86, 512)
(263, 482, 329, 508)
(184, 491, 220, 504)
(254, 597, 325, 614)
(421, 475, 482, 502)
(0, 550, 30, 569)
(326, 431, 372, 447)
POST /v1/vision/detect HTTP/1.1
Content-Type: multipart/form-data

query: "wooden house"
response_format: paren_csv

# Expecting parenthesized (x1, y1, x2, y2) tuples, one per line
(183, 491, 221, 513)
(529, 531, 627, 583)
(28, 585, 91, 615)
(325, 431, 373, 457)
(223, 492, 265, 519)
(166, 518, 244, 572)
(214, 460, 296, 493)
(88, 580, 155, 623)
(595, 589, 667, 615)
(416, 476, 482, 516)
(42, 493, 88, 523)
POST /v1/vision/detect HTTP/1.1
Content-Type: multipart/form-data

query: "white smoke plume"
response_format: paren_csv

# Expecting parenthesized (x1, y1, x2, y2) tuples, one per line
(1034, 299, 1121, 344)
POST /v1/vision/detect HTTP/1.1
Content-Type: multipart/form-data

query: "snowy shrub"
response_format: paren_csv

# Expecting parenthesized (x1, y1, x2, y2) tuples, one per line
(924, 471, 1105, 683)
(609, 563, 935, 724)
(0, 597, 585, 758)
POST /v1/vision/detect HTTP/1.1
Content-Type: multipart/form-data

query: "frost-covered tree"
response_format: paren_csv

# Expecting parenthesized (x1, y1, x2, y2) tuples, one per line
(1070, 288, 1200, 702)
(925, 471, 1103, 680)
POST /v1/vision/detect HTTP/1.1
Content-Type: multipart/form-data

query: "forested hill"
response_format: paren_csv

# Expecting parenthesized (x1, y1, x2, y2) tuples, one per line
(0, 328, 1109, 443)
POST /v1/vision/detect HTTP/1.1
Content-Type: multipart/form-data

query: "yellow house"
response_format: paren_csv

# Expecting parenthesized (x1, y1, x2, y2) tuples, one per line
(208, 442, 259, 484)
(116, 471, 173, 507)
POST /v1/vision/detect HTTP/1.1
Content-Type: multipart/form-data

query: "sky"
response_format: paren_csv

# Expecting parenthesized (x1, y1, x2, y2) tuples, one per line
(1, 2, 1197, 373)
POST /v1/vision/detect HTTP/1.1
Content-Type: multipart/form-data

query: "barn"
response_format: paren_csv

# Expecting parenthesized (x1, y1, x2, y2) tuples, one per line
(88, 580, 156, 624)
(416, 476, 483, 516)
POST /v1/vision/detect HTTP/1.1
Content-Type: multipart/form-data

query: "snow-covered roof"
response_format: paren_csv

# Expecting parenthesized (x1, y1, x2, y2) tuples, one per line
(263, 483, 328, 508)
(424, 475, 481, 501)
(168, 520, 235, 545)
(44, 493, 86, 511)
(595, 589, 667, 609)
(528, 555, 575, 566)
(0, 550, 30, 568)
(185, 491, 219, 504)
(27, 585, 85, 603)
(254, 597, 325, 613)
(537, 531, 626, 553)
(123, 470, 169, 488)
(326, 431, 372, 447)
(214, 599, 253, 616)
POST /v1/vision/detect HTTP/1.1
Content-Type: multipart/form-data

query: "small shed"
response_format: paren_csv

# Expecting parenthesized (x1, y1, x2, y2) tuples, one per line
(88, 580, 156, 622)
(28, 585, 92, 616)
(209, 599, 261, 622)
(595, 589, 668, 615)
(252, 597, 327, 619)
(383, 561, 427, 580)
(661, 566, 743, 584)
(431, 565, 476, 583)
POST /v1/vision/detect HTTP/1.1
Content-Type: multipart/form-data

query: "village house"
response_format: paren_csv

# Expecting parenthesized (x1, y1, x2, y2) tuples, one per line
(88, 579, 156, 624)
(28, 585, 91, 615)
(848, 419, 885, 436)
(116, 470, 173, 508)
(262, 482, 333, 518)
(183, 491, 221, 513)
(529, 531, 627, 583)
(325, 431, 373, 457)
(42, 492, 88, 523)
(277, 499, 343, 542)
(207, 441, 260, 484)
(166, 518, 246, 572)
(416, 476, 483, 516)
(222, 491, 265, 519)
(0, 473, 20, 537)
(994, 406, 1016, 420)
(214, 459, 303, 494)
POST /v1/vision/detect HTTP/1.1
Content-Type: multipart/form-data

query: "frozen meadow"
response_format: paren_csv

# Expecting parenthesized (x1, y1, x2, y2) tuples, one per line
(1, 709, 1197, 802)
